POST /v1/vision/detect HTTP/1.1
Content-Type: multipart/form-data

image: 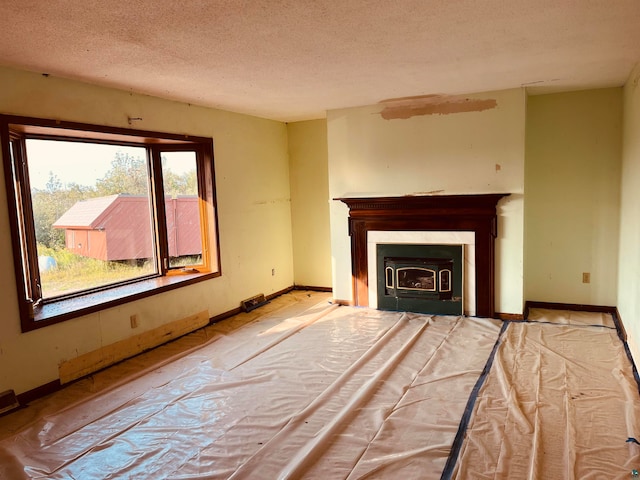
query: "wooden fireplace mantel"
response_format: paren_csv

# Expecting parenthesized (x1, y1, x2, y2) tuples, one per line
(336, 194, 509, 318)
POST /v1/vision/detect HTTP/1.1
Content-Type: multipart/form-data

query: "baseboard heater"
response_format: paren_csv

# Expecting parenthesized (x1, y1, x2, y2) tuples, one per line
(241, 293, 269, 312)
(0, 389, 20, 416)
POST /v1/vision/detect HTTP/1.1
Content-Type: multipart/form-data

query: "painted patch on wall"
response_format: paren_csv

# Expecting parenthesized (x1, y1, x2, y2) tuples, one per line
(379, 94, 497, 120)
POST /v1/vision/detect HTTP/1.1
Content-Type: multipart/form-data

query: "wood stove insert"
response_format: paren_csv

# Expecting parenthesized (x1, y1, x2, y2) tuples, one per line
(378, 243, 463, 315)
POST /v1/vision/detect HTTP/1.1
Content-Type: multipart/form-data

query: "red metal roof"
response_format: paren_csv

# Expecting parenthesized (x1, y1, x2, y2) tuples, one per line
(52, 194, 121, 229)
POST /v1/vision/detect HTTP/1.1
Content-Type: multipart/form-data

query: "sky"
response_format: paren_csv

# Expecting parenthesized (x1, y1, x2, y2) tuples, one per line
(25, 139, 195, 191)
(26, 139, 144, 190)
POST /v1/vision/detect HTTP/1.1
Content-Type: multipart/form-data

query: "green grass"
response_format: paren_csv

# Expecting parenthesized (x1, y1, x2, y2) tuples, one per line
(169, 255, 202, 268)
(37, 245, 154, 298)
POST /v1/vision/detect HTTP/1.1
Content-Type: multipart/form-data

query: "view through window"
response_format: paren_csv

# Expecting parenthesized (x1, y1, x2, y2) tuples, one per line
(160, 151, 203, 269)
(26, 139, 157, 298)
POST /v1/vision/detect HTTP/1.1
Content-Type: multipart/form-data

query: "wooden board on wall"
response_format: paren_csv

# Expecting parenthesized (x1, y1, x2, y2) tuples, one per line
(59, 310, 210, 384)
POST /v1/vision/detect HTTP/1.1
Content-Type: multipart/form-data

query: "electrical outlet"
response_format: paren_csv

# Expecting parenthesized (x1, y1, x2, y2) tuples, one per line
(582, 272, 590, 284)
(130, 314, 139, 329)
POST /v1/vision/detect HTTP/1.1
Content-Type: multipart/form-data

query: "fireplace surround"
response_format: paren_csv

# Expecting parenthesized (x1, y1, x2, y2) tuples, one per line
(336, 194, 508, 318)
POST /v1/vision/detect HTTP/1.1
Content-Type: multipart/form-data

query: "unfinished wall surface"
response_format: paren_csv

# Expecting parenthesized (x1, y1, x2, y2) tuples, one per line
(524, 89, 622, 306)
(327, 89, 526, 315)
(287, 120, 332, 288)
(0, 67, 294, 395)
(618, 64, 640, 362)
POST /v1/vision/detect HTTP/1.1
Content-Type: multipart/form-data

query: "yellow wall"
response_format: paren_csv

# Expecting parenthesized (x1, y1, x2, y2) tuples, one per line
(524, 89, 622, 306)
(0, 64, 633, 396)
(287, 120, 332, 288)
(619, 64, 640, 361)
(0, 67, 294, 395)
(326, 89, 526, 314)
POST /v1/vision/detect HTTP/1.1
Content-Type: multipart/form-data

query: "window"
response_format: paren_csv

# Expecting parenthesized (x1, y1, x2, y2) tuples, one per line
(1, 115, 220, 332)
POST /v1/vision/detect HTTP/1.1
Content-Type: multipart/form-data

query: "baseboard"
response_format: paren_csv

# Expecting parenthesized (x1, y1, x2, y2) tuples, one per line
(621, 313, 640, 386)
(524, 301, 617, 319)
(612, 308, 628, 342)
(210, 286, 296, 324)
(612, 310, 640, 396)
(209, 307, 242, 324)
(268, 286, 295, 299)
(495, 312, 524, 321)
(293, 285, 332, 292)
(16, 379, 62, 406)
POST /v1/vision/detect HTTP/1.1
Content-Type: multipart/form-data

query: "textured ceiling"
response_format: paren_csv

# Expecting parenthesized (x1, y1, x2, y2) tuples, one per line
(0, 1, 639, 122)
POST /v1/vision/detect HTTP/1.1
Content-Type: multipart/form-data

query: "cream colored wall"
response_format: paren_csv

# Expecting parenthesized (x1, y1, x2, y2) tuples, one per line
(618, 64, 640, 362)
(524, 89, 622, 306)
(287, 120, 332, 288)
(0, 67, 294, 395)
(327, 89, 526, 314)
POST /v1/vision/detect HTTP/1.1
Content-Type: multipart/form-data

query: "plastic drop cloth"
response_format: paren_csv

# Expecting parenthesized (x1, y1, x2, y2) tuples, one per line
(526, 307, 617, 328)
(450, 313, 640, 479)
(0, 302, 502, 479)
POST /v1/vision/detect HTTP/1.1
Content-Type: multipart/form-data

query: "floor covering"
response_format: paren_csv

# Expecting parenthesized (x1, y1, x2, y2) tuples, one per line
(451, 309, 640, 479)
(0, 291, 639, 479)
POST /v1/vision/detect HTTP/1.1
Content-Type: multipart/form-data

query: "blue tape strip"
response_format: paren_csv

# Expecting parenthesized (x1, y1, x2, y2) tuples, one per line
(611, 310, 640, 396)
(523, 320, 616, 330)
(440, 320, 509, 480)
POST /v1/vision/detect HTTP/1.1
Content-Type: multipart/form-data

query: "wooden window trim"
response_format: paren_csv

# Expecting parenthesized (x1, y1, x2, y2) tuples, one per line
(29, 272, 219, 331)
(0, 115, 222, 332)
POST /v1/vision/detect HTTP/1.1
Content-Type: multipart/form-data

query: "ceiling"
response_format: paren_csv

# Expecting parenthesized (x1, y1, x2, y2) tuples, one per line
(0, 1, 639, 122)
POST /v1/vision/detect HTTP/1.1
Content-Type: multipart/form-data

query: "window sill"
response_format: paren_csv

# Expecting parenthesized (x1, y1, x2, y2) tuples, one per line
(26, 271, 219, 332)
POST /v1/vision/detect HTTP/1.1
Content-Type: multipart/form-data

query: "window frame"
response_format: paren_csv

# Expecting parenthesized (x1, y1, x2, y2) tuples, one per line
(0, 115, 221, 332)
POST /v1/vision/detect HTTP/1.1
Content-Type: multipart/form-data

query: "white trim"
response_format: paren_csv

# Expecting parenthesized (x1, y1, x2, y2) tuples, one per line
(368, 231, 475, 316)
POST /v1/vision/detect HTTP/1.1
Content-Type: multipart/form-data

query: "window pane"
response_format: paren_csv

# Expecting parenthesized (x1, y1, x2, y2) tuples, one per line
(161, 151, 203, 268)
(25, 139, 157, 298)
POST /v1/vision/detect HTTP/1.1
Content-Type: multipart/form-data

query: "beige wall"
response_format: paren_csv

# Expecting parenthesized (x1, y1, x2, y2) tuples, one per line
(619, 64, 640, 361)
(287, 120, 332, 288)
(0, 67, 294, 395)
(327, 89, 526, 314)
(1, 65, 634, 396)
(524, 89, 622, 306)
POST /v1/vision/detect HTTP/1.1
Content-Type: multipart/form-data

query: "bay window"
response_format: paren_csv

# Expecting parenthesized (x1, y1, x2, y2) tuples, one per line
(1, 115, 220, 331)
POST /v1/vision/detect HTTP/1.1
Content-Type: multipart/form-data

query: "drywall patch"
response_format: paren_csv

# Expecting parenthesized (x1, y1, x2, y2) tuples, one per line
(379, 94, 497, 120)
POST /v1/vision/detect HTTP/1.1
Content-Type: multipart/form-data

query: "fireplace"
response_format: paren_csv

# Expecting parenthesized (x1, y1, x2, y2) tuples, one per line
(336, 194, 508, 318)
(377, 244, 463, 315)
